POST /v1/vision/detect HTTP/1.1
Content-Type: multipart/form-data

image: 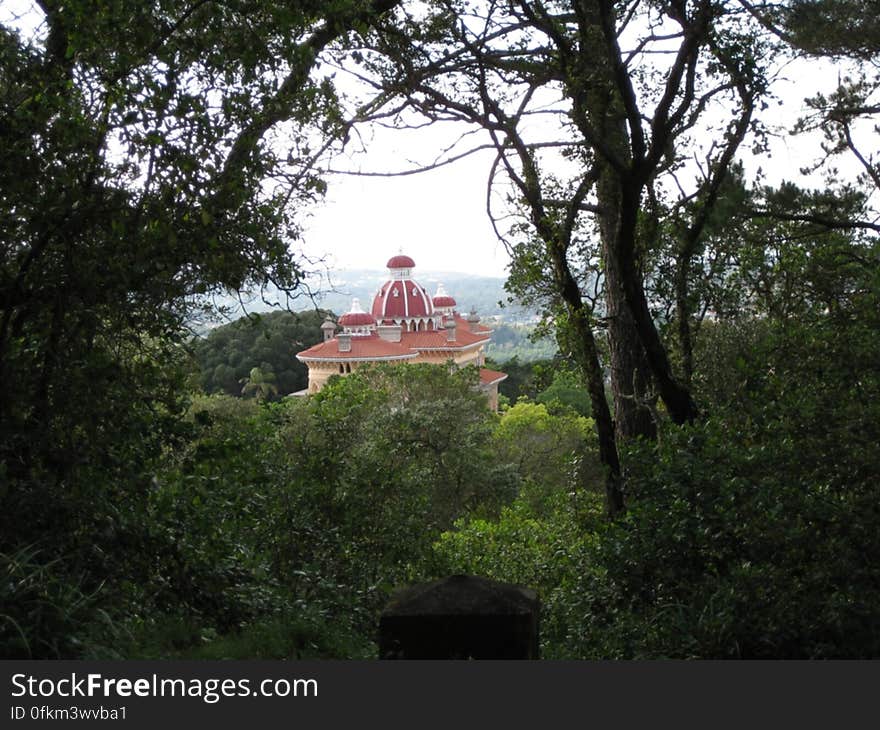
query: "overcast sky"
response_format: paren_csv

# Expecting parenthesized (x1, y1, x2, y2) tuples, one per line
(300, 54, 860, 279)
(300, 132, 510, 278)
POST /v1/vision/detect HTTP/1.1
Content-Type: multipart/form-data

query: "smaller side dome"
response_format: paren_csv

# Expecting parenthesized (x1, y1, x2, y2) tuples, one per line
(338, 298, 375, 328)
(432, 282, 457, 309)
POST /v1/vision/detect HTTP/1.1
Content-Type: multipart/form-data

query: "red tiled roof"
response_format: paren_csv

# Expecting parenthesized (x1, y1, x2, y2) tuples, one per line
(479, 368, 508, 386)
(297, 325, 492, 362)
(296, 334, 417, 362)
(453, 313, 492, 334)
(399, 328, 489, 350)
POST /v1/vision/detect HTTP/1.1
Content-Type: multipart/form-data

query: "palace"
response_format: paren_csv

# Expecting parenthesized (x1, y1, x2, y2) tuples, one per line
(296, 254, 507, 409)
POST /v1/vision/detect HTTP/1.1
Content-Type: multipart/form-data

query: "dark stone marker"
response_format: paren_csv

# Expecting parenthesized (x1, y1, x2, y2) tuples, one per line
(378, 574, 540, 659)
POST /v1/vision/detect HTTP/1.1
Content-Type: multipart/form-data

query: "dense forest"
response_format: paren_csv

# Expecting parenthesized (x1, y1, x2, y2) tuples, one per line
(193, 310, 330, 398)
(2, 1, 879, 659)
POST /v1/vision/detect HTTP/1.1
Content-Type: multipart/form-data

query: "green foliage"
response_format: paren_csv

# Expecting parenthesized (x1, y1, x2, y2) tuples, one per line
(493, 401, 598, 509)
(585, 425, 880, 656)
(783, 1, 880, 57)
(0, 1, 399, 658)
(435, 293, 880, 659)
(491, 355, 575, 405)
(111, 364, 520, 658)
(535, 368, 593, 418)
(178, 615, 375, 661)
(733, 184, 874, 319)
(490, 355, 538, 403)
(0, 546, 103, 659)
(122, 610, 374, 661)
(0, 334, 194, 631)
(193, 310, 330, 399)
(581, 308, 880, 658)
(3, 0, 880, 662)
(271, 364, 521, 641)
(103, 392, 371, 657)
(433, 491, 606, 659)
(304, 364, 518, 531)
(240, 366, 279, 401)
(485, 323, 557, 362)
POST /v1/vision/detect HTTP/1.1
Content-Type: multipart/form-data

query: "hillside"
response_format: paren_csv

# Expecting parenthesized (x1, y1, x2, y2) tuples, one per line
(213, 268, 539, 323)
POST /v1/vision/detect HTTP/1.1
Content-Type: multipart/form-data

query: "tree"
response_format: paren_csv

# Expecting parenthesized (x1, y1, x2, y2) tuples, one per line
(260, 363, 519, 610)
(493, 400, 597, 507)
(348, 0, 773, 515)
(536, 368, 592, 418)
(240, 366, 280, 401)
(309, 364, 518, 526)
(744, 2, 880, 212)
(194, 309, 329, 398)
(0, 0, 402, 652)
(777, 1, 880, 58)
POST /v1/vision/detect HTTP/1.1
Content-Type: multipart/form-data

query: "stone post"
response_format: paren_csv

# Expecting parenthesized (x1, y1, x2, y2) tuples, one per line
(379, 574, 540, 659)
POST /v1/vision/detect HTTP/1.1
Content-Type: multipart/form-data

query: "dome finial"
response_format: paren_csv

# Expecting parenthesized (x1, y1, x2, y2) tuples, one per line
(387, 253, 416, 269)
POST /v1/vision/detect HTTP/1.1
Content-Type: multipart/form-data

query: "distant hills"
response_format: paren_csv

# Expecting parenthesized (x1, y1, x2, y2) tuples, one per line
(210, 268, 539, 323)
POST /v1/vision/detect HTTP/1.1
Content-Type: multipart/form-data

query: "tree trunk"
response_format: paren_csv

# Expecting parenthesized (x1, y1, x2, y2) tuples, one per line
(616, 181, 699, 424)
(550, 248, 625, 518)
(675, 252, 695, 387)
(597, 166, 658, 441)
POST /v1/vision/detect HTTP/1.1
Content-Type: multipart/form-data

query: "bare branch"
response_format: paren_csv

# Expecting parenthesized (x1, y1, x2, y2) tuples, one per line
(743, 208, 880, 234)
(324, 143, 496, 177)
(841, 120, 880, 191)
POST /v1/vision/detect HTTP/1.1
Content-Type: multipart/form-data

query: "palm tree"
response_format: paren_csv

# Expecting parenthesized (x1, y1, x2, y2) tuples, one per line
(240, 366, 279, 401)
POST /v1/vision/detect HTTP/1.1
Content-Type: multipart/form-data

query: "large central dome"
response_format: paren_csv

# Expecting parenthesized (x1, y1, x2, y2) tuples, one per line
(371, 254, 436, 324)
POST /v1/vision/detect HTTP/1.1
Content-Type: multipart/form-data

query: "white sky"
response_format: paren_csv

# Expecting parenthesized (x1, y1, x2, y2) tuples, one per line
(302, 53, 869, 279)
(299, 133, 510, 277)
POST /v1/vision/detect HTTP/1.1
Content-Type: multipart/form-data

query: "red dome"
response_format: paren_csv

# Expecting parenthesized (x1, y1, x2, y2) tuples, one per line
(338, 297, 375, 328)
(387, 254, 416, 269)
(339, 311, 375, 327)
(371, 279, 434, 319)
(432, 283, 456, 309)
